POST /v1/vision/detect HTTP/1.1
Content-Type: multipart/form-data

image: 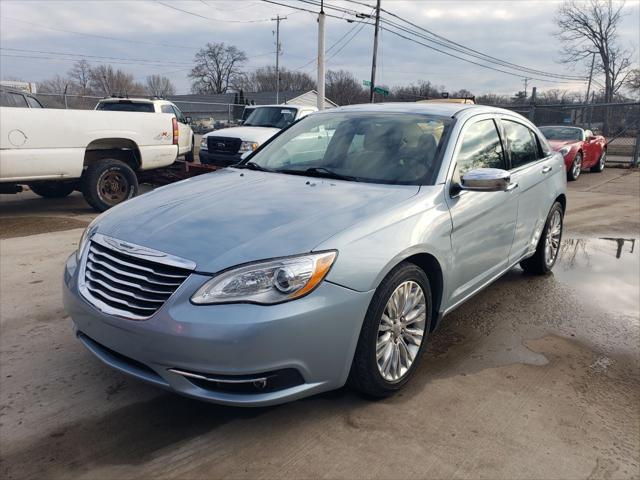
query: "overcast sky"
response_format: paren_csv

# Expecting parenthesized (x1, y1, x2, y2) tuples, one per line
(1, 0, 638, 96)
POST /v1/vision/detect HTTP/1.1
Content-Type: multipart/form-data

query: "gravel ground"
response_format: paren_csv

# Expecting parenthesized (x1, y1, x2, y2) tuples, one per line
(0, 167, 638, 480)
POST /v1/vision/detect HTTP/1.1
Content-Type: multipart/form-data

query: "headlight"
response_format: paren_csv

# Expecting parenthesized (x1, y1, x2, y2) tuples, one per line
(191, 251, 337, 305)
(559, 146, 571, 156)
(76, 218, 99, 261)
(238, 141, 259, 153)
(200, 138, 208, 149)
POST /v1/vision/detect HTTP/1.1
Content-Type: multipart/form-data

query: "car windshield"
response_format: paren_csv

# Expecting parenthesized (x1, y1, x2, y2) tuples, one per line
(242, 112, 451, 185)
(244, 107, 298, 128)
(96, 101, 155, 113)
(539, 126, 583, 141)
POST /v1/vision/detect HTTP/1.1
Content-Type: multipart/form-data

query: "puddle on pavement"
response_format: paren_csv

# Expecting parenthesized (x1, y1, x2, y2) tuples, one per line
(554, 237, 639, 318)
(424, 237, 640, 376)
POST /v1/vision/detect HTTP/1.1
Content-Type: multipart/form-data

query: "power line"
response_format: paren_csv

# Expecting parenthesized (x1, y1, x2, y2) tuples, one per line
(155, 1, 273, 23)
(0, 48, 193, 67)
(0, 16, 200, 50)
(379, 24, 582, 85)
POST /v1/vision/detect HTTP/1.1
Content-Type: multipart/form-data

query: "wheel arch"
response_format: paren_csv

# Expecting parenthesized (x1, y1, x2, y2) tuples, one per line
(84, 138, 141, 171)
(398, 252, 444, 332)
(555, 193, 567, 213)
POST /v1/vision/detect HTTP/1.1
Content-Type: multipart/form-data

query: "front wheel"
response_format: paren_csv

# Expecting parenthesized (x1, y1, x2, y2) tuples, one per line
(81, 159, 138, 212)
(29, 181, 76, 198)
(590, 149, 606, 173)
(349, 262, 432, 397)
(520, 202, 564, 275)
(567, 152, 582, 181)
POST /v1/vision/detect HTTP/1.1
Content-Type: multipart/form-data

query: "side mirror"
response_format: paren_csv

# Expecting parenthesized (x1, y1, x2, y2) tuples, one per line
(460, 168, 515, 192)
(185, 116, 192, 124)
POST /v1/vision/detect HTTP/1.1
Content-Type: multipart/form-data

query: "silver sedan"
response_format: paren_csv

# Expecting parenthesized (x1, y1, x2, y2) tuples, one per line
(63, 103, 566, 406)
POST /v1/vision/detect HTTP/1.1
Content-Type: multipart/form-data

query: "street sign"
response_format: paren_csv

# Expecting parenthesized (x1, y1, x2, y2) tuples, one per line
(363, 80, 372, 87)
(374, 86, 389, 96)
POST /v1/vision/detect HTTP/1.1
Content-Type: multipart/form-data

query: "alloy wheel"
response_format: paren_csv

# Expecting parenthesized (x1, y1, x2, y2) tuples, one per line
(376, 281, 427, 382)
(572, 154, 582, 179)
(544, 209, 562, 268)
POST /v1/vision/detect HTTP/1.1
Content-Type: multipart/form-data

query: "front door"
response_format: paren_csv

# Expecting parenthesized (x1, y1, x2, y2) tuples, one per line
(445, 116, 518, 306)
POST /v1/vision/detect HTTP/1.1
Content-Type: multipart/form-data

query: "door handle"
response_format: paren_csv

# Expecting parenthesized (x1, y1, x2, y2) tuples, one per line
(542, 165, 552, 174)
(505, 182, 518, 192)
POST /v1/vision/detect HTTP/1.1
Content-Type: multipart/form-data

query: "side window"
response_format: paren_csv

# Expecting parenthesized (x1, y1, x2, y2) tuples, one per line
(503, 120, 540, 169)
(9, 92, 28, 107)
(161, 105, 175, 115)
(26, 96, 43, 108)
(172, 106, 186, 123)
(456, 119, 505, 176)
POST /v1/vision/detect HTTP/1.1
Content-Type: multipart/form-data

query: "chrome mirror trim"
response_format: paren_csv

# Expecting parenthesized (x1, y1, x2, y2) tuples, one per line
(461, 168, 512, 192)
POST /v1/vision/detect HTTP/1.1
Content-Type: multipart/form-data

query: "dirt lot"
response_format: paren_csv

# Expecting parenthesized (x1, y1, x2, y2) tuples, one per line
(1, 168, 639, 479)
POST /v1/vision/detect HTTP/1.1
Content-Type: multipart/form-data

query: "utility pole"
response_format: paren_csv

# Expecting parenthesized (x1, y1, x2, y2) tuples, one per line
(369, 0, 381, 103)
(317, 1, 325, 110)
(584, 52, 596, 124)
(271, 15, 287, 104)
(523, 77, 529, 99)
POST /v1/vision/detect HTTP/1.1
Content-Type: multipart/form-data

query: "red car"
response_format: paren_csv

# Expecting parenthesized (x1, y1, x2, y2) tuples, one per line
(539, 126, 607, 181)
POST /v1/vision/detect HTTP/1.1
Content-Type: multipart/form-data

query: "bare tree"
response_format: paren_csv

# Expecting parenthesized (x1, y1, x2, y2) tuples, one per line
(239, 66, 316, 94)
(555, 0, 635, 131)
(325, 70, 367, 105)
(89, 65, 145, 96)
(189, 42, 247, 94)
(38, 74, 70, 95)
(68, 60, 92, 96)
(627, 68, 640, 97)
(146, 74, 176, 97)
(391, 80, 443, 101)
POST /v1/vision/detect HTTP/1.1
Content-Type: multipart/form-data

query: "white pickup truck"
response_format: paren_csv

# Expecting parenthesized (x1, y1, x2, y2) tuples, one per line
(0, 89, 180, 211)
(199, 104, 317, 166)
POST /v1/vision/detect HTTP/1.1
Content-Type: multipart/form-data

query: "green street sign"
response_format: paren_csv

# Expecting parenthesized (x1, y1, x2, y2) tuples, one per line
(363, 80, 372, 87)
(374, 86, 389, 96)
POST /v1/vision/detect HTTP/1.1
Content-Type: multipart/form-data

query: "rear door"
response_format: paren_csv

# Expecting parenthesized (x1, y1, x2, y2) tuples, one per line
(445, 115, 518, 305)
(500, 118, 557, 261)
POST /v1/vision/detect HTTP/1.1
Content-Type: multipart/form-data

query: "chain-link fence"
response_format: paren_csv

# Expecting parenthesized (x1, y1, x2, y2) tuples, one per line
(33, 92, 640, 166)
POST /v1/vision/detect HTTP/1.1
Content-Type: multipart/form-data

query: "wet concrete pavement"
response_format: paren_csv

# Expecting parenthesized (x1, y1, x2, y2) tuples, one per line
(1, 168, 639, 479)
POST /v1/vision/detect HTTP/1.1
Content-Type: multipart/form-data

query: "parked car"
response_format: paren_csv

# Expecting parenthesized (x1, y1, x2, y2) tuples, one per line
(0, 86, 44, 108)
(0, 105, 179, 211)
(538, 125, 607, 181)
(96, 97, 195, 162)
(64, 103, 566, 406)
(199, 104, 318, 166)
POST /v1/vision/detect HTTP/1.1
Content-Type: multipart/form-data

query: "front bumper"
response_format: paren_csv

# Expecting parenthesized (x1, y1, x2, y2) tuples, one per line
(63, 254, 373, 406)
(198, 149, 242, 167)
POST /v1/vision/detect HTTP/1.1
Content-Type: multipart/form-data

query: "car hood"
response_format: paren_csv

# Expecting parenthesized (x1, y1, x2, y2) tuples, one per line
(203, 126, 280, 143)
(548, 140, 579, 150)
(93, 169, 420, 273)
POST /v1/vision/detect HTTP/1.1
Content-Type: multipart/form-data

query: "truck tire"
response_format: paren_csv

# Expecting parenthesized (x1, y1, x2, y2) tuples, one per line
(81, 159, 138, 212)
(184, 137, 195, 162)
(28, 181, 76, 198)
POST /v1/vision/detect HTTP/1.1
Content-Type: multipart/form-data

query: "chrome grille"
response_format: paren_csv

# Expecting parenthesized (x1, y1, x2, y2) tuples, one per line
(80, 235, 193, 320)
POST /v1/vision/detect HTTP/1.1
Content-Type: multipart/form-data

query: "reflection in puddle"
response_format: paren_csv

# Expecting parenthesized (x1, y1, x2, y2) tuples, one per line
(555, 238, 639, 317)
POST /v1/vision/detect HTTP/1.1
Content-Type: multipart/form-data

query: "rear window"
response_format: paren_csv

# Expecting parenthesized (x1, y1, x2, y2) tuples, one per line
(96, 101, 155, 113)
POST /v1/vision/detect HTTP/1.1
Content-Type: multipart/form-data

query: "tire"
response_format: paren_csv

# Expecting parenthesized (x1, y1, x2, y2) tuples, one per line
(590, 149, 606, 173)
(567, 152, 582, 181)
(81, 159, 138, 212)
(184, 137, 195, 162)
(28, 181, 76, 198)
(349, 262, 432, 398)
(520, 202, 564, 275)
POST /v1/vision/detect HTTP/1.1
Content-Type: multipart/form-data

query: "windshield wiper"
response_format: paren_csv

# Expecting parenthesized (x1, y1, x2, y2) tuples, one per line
(276, 167, 357, 182)
(233, 161, 269, 172)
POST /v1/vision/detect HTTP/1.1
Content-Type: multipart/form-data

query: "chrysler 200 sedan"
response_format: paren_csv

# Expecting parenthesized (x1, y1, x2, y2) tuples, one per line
(63, 103, 566, 406)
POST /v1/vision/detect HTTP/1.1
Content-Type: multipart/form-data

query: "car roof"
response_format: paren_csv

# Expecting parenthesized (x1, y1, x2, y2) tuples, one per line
(98, 97, 157, 103)
(251, 104, 307, 109)
(324, 102, 512, 118)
